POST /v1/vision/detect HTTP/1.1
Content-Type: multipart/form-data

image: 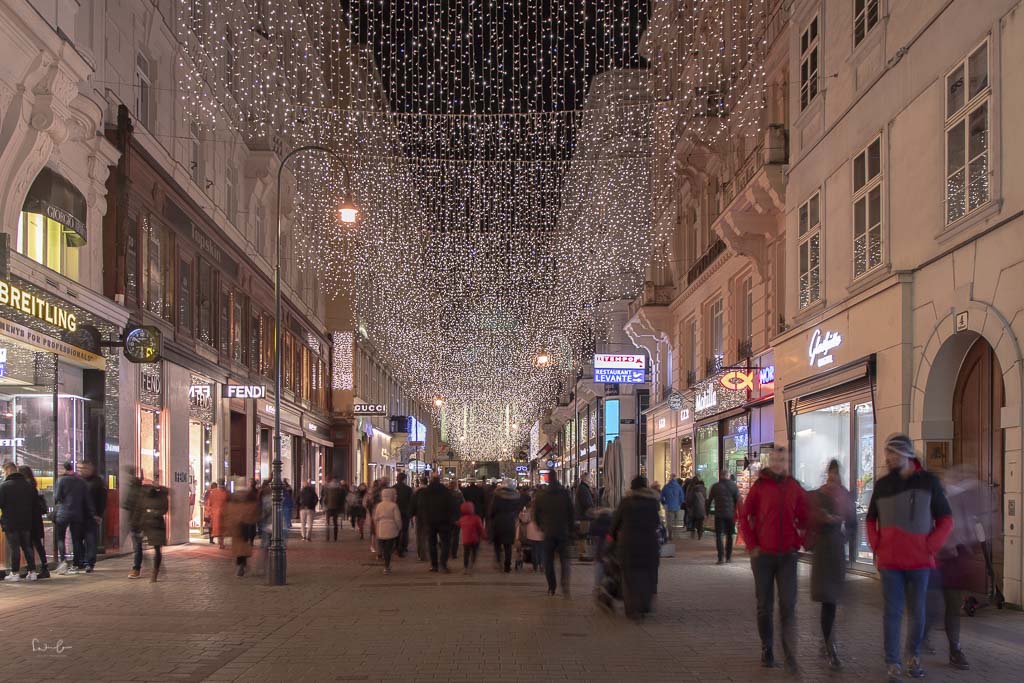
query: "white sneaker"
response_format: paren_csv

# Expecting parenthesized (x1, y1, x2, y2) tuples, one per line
(4, 573, 21, 582)
(67, 566, 79, 575)
(26, 571, 38, 581)
(56, 561, 69, 575)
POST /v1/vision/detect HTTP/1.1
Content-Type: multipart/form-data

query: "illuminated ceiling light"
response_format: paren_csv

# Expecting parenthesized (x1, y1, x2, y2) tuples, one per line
(534, 352, 551, 368)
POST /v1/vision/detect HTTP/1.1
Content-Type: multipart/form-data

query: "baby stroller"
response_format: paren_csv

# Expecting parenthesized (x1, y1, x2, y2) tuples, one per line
(596, 549, 623, 611)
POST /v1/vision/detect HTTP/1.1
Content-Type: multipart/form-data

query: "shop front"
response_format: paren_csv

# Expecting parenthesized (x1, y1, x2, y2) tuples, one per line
(187, 375, 216, 533)
(645, 392, 694, 485)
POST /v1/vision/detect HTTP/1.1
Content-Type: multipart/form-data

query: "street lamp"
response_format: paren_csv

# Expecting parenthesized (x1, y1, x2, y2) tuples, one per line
(433, 396, 445, 408)
(534, 351, 551, 367)
(269, 144, 357, 586)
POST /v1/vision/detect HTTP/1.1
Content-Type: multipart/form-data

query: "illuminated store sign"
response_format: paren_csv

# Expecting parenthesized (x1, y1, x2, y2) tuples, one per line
(0, 280, 76, 331)
(719, 370, 755, 392)
(353, 403, 387, 416)
(0, 437, 26, 447)
(0, 347, 6, 377)
(808, 329, 843, 368)
(223, 384, 266, 399)
(758, 365, 775, 386)
(594, 353, 646, 384)
(695, 385, 718, 413)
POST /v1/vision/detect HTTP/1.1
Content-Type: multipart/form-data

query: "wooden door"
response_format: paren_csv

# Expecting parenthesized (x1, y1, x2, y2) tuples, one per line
(230, 411, 247, 478)
(952, 337, 1004, 595)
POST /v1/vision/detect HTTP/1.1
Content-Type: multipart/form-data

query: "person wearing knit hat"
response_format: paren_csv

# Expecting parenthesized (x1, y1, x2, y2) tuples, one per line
(867, 433, 953, 681)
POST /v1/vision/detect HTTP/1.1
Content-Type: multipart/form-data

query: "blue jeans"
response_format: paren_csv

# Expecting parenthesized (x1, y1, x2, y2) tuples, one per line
(84, 516, 101, 567)
(131, 529, 144, 571)
(880, 568, 930, 664)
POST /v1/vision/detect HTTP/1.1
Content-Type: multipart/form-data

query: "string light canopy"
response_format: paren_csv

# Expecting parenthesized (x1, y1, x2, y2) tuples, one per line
(175, 0, 772, 460)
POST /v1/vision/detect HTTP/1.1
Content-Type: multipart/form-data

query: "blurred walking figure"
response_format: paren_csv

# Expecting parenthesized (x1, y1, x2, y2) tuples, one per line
(205, 482, 228, 548)
(81, 460, 107, 573)
(224, 490, 259, 577)
(298, 480, 318, 542)
(808, 459, 857, 670)
(574, 472, 596, 558)
(448, 481, 464, 559)
(867, 434, 952, 682)
(373, 488, 402, 574)
(611, 476, 661, 620)
(393, 473, 413, 556)
(18, 466, 50, 579)
(458, 500, 485, 574)
(320, 476, 344, 541)
(282, 480, 294, 529)
(535, 471, 574, 597)
(708, 469, 741, 564)
(416, 475, 456, 573)
(411, 478, 429, 560)
(685, 477, 707, 539)
(739, 446, 808, 673)
(518, 498, 545, 572)
(348, 483, 367, 538)
(659, 475, 684, 540)
(0, 461, 38, 581)
(490, 479, 523, 573)
(923, 466, 985, 671)
(53, 460, 93, 573)
(139, 478, 170, 582)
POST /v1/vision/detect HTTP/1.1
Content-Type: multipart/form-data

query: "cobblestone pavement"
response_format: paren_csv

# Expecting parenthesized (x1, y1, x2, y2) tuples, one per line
(1, 521, 1021, 682)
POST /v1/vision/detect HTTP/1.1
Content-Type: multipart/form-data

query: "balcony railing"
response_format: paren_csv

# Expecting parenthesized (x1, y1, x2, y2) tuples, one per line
(738, 339, 753, 360)
(705, 355, 724, 376)
(687, 238, 727, 285)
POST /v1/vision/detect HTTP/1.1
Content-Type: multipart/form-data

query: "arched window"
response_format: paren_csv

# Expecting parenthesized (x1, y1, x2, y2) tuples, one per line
(18, 168, 87, 281)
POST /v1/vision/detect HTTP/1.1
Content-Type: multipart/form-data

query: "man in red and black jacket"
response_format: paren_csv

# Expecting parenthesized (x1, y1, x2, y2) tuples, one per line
(867, 433, 952, 681)
(738, 446, 809, 673)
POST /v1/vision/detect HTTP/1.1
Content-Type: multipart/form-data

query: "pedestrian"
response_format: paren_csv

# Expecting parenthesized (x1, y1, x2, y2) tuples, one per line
(418, 475, 456, 573)
(17, 466, 50, 579)
(808, 459, 857, 670)
(393, 472, 413, 556)
(461, 478, 486, 517)
(205, 481, 229, 548)
(255, 481, 273, 575)
(139, 478, 169, 582)
(347, 483, 366, 536)
(320, 476, 344, 541)
(122, 469, 145, 579)
(659, 474, 684, 540)
(80, 460, 107, 573)
(224, 490, 259, 577)
(372, 488, 402, 574)
(534, 471, 574, 597)
(685, 477, 707, 539)
(490, 479, 523, 573)
(738, 445, 809, 673)
(458, 500, 485, 574)
(282, 479, 294, 529)
(298, 480, 318, 541)
(708, 469, 741, 564)
(574, 471, 596, 558)
(0, 461, 39, 581)
(590, 506, 613, 589)
(518, 498, 545, 572)
(611, 476, 662, 620)
(410, 478, 429, 561)
(448, 481, 464, 559)
(867, 434, 952, 682)
(53, 460, 93, 573)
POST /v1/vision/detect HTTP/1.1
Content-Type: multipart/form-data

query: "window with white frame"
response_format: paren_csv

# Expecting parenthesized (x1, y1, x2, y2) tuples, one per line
(190, 122, 202, 184)
(134, 53, 151, 130)
(800, 15, 819, 111)
(852, 136, 882, 278)
(945, 40, 990, 224)
(798, 191, 821, 308)
(854, 0, 879, 47)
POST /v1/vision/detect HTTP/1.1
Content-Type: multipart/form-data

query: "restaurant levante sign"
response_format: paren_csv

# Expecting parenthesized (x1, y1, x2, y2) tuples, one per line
(0, 279, 76, 331)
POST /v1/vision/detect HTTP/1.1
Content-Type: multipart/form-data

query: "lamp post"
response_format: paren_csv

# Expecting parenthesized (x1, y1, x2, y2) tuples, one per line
(269, 145, 357, 586)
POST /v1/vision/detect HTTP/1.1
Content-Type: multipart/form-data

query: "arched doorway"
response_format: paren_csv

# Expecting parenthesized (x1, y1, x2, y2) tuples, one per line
(950, 337, 1004, 596)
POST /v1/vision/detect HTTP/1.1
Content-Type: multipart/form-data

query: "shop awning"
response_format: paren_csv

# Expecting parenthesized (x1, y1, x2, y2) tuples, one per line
(23, 168, 87, 245)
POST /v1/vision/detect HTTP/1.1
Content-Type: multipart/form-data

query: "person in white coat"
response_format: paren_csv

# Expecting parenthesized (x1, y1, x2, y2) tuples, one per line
(373, 488, 403, 574)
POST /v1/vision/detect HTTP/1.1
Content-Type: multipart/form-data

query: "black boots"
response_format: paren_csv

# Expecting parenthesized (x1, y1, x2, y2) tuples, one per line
(761, 647, 775, 668)
(825, 640, 841, 670)
(949, 648, 970, 670)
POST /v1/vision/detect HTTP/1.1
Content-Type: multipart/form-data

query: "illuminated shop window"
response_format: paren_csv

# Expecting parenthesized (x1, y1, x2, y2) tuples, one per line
(16, 212, 81, 281)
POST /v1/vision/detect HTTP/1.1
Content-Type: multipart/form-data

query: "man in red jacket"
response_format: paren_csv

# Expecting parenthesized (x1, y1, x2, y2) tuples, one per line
(867, 434, 953, 681)
(738, 446, 808, 673)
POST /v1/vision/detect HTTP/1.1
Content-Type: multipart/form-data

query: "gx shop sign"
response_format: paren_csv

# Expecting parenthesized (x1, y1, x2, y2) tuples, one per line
(719, 369, 755, 392)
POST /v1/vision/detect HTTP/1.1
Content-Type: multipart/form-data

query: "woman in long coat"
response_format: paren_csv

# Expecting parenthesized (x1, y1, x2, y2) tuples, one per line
(223, 491, 260, 577)
(809, 459, 856, 669)
(140, 483, 169, 582)
(205, 482, 229, 548)
(611, 476, 662, 620)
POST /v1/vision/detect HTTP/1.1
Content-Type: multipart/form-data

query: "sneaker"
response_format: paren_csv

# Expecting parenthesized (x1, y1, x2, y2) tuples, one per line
(67, 566, 79, 575)
(56, 560, 69, 575)
(383, 568, 392, 575)
(4, 573, 21, 582)
(128, 569, 141, 579)
(26, 571, 38, 581)
(949, 649, 970, 670)
(886, 663, 903, 682)
(906, 657, 925, 679)
(85, 565, 94, 574)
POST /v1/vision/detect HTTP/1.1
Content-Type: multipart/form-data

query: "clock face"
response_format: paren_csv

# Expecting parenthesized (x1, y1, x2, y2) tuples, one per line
(125, 327, 160, 363)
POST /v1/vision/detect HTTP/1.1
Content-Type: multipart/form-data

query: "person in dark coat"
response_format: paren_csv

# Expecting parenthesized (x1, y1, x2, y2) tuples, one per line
(809, 459, 856, 670)
(461, 479, 486, 517)
(489, 479, 524, 572)
(320, 476, 345, 541)
(81, 460, 107, 572)
(139, 481, 170, 582)
(612, 476, 662, 620)
(417, 475, 457, 572)
(448, 481, 465, 559)
(708, 470, 741, 563)
(393, 472, 414, 556)
(534, 473, 574, 596)
(53, 460, 94, 573)
(409, 478, 429, 560)
(0, 461, 38, 580)
(18, 466, 50, 578)
(685, 478, 708, 539)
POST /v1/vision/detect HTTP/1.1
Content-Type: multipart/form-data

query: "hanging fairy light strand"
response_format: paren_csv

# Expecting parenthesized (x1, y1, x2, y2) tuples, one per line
(174, 0, 772, 460)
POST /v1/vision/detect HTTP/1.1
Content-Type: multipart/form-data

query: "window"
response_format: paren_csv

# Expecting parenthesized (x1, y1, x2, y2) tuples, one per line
(688, 318, 698, 382)
(798, 192, 822, 308)
(739, 276, 753, 353)
(254, 204, 265, 256)
(219, 288, 230, 356)
(225, 168, 237, 225)
(179, 258, 193, 334)
(854, 0, 879, 47)
(144, 215, 173, 320)
(197, 259, 215, 346)
(800, 15, 819, 111)
(125, 223, 139, 302)
(134, 53, 152, 130)
(190, 122, 202, 185)
(709, 298, 724, 368)
(945, 41, 990, 224)
(852, 136, 883, 278)
(250, 311, 261, 372)
(233, 295, 245, 364)
(16, 212, 81, 281)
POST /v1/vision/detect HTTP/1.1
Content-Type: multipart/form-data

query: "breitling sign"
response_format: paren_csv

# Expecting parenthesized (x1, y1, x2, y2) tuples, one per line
(0, 280, 76, 331)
